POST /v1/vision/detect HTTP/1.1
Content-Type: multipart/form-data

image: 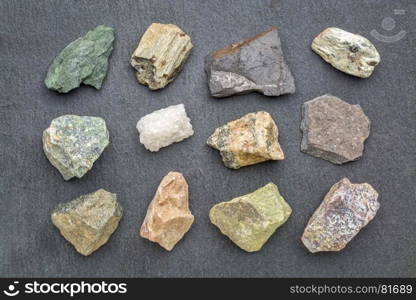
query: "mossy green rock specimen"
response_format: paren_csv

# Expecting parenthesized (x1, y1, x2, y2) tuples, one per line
(209, 183, 292, 252)
(45, 25, 114, 93)
(43, 115, 110, 180)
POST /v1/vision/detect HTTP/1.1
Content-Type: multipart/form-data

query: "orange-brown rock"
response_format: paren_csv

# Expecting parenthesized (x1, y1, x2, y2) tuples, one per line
(140, 172, 194, 251)
(207, 111, 284, 169)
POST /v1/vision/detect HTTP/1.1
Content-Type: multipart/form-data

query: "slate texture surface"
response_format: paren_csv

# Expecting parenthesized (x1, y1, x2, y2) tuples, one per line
(0, 0, 415, 277)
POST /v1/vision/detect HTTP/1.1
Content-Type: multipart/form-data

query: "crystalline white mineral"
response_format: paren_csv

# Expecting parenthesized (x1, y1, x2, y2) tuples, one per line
(136, 104, 194, 152)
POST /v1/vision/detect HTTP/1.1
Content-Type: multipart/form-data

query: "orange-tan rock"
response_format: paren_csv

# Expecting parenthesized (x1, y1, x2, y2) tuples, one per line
(140, 172, 194, 250)
(207, 111, 284, 169)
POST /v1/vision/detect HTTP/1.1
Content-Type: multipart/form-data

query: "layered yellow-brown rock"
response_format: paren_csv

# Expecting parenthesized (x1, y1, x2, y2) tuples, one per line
(51, 189, 123, 256)
(130, 23, 193, 90)
(207, 111, 284, 169)
(140, 172, 194, 250)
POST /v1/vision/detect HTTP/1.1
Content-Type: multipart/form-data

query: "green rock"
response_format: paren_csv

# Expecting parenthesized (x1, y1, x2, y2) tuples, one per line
(209, 183, 292, 252)
(45, 25, 115, 93)
(43, 115, 110, 180)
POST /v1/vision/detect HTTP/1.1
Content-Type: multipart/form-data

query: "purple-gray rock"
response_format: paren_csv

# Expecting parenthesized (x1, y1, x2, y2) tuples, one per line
(300, 94, 370, 164)
(302, 178, 380, 253)
(205, 27, 296, 98)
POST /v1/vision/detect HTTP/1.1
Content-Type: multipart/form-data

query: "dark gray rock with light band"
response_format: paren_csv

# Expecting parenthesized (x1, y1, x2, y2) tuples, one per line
(205, 27, 296, 98)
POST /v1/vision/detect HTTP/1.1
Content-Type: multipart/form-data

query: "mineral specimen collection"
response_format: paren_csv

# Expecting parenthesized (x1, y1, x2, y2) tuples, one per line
(43, 23, 382, 255)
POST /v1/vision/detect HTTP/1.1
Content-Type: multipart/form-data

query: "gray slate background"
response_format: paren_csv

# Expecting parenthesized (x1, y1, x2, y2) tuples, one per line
(0, 0, 415, 278)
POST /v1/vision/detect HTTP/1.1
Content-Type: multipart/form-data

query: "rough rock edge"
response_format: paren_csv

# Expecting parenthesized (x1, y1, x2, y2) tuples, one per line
(300, 94, 371, 164)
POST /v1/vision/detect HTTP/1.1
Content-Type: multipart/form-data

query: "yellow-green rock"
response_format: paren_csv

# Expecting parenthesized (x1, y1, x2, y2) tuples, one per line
(209, 183, 291, 252)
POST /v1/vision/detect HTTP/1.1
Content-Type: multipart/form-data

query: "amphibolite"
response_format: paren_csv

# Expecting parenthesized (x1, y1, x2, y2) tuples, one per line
(207, 111, 284, 169)
(312, 27, 380, 78)
(205, 27, 295, 98)
(43, 115, 110, 180)
(210, 183, 292, 252)
(51, 189, 123, 256)
(45, 25, 115, 93)
(302, 178, 380, 253)
(140, 172, 194, 251)
(130, 23, 193, 90)
(300, 94, 370, 164)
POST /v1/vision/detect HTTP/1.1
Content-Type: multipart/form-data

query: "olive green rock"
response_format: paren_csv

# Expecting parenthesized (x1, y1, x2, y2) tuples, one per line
(209, 183, 292, 252)
(45, 25, 115, 93)
(52, 189, 123, 256)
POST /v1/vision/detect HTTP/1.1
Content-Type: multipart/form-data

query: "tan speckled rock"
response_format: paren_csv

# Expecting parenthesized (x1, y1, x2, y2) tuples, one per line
(302, 178, 380, 253)
(130, 23, 193, 89)
(140, 172, 194, 251)
(207, 111, 284, 169)
(312, 27, 380, 78)
(51, 189, 123, 256)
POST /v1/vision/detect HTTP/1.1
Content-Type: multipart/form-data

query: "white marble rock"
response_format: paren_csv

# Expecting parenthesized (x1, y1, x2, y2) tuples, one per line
(312, 27, 380, 78)
(136, 104, 194, 152)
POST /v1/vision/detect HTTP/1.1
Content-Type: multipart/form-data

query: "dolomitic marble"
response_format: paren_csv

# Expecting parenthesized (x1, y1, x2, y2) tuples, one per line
(136, 104, 194, 152)
(312, 27, 380, 78)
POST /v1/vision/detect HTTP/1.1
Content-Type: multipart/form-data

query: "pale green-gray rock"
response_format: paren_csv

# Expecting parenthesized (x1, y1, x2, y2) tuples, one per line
(45, 25, 115, 93)
(43, 115, 110, 180)
(209, 183, 292, 252)
(312, 27, 380, 78)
